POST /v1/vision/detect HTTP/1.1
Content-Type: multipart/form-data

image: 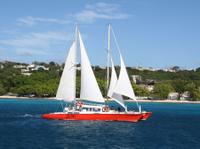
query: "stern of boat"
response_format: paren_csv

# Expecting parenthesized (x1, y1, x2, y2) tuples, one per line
(140, 112, 152, 120)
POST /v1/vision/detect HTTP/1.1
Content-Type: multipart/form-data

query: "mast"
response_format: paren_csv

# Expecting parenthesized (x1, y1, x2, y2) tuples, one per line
(106, 24, 111, 96)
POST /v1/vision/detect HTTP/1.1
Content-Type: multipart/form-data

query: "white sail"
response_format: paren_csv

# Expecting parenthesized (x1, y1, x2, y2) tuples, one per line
(56, 40, 77, 102)
(107, 58, 117, 97)
(112, 54, 137, 101)
(112, 92, 126, 111)
(108, 58, 126, 110)
(79, 31, 104, 103)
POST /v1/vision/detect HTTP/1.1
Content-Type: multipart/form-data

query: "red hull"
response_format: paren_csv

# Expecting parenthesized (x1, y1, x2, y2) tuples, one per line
(141, 112, 152, 120)
(42, 113, 144, 122)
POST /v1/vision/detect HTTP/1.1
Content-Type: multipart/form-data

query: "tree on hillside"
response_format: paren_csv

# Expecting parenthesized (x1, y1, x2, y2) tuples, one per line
(184, 82, 196, 92)
(172, 66, 180, 72)
(153, 83, 174, 99)
(191, 89, 200, 101)
(49, 61, 56, 66)
(16, 85, 34, 96)
(196, 67, 200, 72)
(0, 83, 6, 95)
(184, 82, 200, 101)
(171, 80, 187, 93)
(132, 83, 150, 97)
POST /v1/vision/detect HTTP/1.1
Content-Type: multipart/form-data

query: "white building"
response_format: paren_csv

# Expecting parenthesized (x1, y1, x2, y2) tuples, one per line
(13, 64, 27, 69)
(168, 92, 179, 100)
(139, 84, 154, 92)
(0, 64, 4, 69)
(26, 64, 49, 71)
(20, 64, 49, 75)
(32, 65, 49, 71)
(131, 75, 142, 84)
(180, 91, 190, 100)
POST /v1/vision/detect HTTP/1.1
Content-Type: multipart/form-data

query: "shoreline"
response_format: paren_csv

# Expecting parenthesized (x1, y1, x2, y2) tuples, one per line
(0, 95, 200, 104)
(0, 96, 56, 100)
(129, 99, 200, 104)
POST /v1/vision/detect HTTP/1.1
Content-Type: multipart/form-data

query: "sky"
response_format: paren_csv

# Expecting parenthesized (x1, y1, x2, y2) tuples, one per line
(0, 0, 200, 69)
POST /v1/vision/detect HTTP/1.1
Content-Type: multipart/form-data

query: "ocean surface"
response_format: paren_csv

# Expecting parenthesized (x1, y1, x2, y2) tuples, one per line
(0, 99, 200, 149)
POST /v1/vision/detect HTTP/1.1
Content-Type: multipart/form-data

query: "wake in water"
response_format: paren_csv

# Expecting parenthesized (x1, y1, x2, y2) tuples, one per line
(19, 113, 41, 118)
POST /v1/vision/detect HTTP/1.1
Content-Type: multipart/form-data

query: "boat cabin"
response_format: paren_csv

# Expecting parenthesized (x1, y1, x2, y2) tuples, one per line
(80, 104, 103, 112)
(64, 101, 111, 113)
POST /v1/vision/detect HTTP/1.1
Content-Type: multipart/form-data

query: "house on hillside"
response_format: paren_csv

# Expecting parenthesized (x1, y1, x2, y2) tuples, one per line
(180, 91, 191, 100)
(0, 64, 4, 69)
(168, 92, 179, 100)
(21, 64, 49, 75)
(26, 64, 49, 71)
(13, 64, 27, 69)
(138, 84, 154, 92)
(131, 75, 142, 84)
(33, 65, 49, 71)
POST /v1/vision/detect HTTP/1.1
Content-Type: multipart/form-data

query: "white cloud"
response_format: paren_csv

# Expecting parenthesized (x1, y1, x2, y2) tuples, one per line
(0, 31, 73, 48)
(16, 49, 46, 57)
(1, 2, 130, 61)
(0, 31, 74, 57)
(16, 2, 130, 26)
(86, 2, 121, 13)
(17, 16, 70, 26)
(73, 2, 130, 23)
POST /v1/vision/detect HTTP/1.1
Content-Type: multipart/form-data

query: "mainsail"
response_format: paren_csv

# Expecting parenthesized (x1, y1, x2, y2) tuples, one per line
(79, 31, 104, 103)
(56, 40, 77, 102)
(56, 28, 104, 103)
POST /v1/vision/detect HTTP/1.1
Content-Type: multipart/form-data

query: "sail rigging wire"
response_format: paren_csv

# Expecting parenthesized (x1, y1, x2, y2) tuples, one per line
(103, 24, 109, 98)
(110, 26, 122, 56)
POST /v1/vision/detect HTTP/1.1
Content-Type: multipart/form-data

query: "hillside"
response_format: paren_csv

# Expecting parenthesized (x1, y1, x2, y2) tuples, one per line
(1, 61, 200, 100)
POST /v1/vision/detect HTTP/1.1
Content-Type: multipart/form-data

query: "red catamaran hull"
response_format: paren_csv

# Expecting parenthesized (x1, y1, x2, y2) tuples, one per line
(42, 113, 145, 122)
(141, 112, 152, 120)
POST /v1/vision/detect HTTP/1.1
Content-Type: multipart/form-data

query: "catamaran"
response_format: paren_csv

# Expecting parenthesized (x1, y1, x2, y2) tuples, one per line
(42, 25, 152, 122)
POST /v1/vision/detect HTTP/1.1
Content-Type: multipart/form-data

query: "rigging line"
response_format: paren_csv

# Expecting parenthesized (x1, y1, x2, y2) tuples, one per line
(110, 26, 122, 56)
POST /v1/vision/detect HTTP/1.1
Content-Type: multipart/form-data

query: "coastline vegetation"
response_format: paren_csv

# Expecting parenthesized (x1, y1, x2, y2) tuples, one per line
(1, 61, 200, 101)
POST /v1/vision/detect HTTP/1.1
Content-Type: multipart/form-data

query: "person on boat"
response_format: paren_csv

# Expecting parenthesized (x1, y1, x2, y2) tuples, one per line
(102, 106, 110, 112)
(117, 107, 121, 112)
(75, 101, 83, 111)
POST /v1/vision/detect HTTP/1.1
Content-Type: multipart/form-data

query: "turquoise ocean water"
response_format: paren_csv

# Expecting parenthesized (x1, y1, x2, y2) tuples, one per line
(0, 98, 200, 149)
